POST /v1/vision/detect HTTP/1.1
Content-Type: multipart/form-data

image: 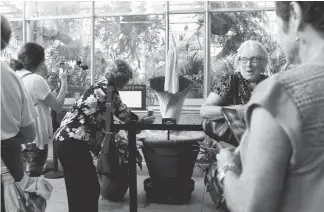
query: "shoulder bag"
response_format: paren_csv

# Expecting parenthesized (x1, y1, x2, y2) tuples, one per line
(202, 74, 238, 146)
(1, 158, 31, 212)
(96, 86, 129, 201)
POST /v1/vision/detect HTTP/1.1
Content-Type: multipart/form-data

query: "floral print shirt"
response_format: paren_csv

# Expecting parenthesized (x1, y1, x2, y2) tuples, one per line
(53, 79, 140, 163)
(212, 72, 268, 105)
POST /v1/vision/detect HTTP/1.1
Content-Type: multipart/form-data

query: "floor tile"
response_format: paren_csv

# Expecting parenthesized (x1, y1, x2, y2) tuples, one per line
(45, 172, 217, 212)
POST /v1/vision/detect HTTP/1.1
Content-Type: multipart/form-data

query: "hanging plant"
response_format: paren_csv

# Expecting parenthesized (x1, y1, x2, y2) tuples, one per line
(210, 14, 232, 36)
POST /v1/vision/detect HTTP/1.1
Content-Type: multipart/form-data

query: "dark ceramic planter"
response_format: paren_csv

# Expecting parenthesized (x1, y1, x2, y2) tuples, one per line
(98, 164, 129, 202)
(141, 133, 204, 203)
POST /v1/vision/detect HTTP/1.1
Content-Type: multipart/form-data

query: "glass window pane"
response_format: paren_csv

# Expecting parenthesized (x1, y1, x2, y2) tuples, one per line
(1, 21, 23, 62)
(95, 1, 166, 15)
(170, 14, 204, 99)
(210, 10, 285, 88)
(169, 1, 204, 12)
(94, 15, 165, 107)
(26, 1, 91, 18)
(0, 1, 23, 19)
(27, 19, 91, 97)
(211, 1, 274, 10)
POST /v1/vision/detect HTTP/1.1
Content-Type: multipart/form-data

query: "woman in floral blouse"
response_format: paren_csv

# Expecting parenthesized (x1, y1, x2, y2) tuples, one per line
(54, 59, 153, 212)
(200, 40, 269, 121)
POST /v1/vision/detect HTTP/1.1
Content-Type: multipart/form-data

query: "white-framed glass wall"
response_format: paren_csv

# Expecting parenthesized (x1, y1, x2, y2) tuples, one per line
(0, 1, 281, 108)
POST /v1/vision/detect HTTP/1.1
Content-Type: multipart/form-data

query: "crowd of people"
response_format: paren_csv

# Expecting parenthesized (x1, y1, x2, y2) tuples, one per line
(1, 1, 324, 212)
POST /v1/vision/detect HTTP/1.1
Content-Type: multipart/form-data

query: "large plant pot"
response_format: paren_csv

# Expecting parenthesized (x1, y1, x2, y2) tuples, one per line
(141, 131, 204, 204)
(98, 164, 129, 202)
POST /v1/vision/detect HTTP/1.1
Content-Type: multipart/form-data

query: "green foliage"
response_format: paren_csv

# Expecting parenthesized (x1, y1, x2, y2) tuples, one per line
(95, 15, 165, 68)
(180, 52, 204, 88)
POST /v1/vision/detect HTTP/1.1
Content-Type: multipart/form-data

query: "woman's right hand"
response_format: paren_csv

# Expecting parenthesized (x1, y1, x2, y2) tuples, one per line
(139, 116, 155, 124)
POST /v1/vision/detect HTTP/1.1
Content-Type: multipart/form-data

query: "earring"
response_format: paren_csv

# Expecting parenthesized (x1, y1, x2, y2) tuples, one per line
(295, 36, 300, 41)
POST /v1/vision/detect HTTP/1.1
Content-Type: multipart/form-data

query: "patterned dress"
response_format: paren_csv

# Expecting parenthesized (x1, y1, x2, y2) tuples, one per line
(212, 71, 268, 105)
(53, 78, 142, 166)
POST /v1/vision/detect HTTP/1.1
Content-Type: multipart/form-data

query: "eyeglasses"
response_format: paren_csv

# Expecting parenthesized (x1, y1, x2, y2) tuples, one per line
(239, 57, 263, 64)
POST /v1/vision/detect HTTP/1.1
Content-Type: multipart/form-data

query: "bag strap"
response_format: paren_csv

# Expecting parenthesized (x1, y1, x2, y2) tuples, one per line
(105, 86, 114, 133)
(21, 72, 33, 80)
(231, 74, 237, 105)
(101, 86, 114, 154)
(20, 72, 39, 106)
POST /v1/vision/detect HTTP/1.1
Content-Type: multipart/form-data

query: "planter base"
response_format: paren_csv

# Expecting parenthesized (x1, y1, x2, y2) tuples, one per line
(98, 174, 129, 202)
(144, 178, 195, 204)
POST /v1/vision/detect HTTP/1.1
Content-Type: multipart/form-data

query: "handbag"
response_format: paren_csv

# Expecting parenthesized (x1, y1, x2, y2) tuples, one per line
(96, 86, 129, 201)
(96, 85, 119, 177)
(1, 158, 31, 212)
(1, 159, 51, 212)
(202, 74, 238, 146)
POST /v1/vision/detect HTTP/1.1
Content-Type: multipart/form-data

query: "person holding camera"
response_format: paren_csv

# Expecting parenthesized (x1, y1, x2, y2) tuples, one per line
(12, 42, 68, 176)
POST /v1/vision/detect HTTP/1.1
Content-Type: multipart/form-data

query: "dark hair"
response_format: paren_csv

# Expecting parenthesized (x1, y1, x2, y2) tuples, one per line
(105, 59, 133, 86)
(1, 15, 12, 51)
(15, 42, 45, 72)
(275, 2, 324, 34)
(9, 59, 24, 71)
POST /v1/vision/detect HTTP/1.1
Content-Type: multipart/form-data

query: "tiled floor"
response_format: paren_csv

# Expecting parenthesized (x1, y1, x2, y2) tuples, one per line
(45, 166, 217, 212)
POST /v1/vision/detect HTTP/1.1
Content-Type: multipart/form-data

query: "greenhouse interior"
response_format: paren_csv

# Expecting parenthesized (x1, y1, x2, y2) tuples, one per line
(1, 1, 298, 212)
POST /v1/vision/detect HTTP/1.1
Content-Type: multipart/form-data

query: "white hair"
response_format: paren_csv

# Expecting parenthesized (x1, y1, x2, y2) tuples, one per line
(234, 40, 270, 73)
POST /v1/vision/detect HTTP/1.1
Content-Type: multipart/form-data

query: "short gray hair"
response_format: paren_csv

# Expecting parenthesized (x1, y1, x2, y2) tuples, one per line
(234, 40, 270, 72)
(105, 59, 133, 86)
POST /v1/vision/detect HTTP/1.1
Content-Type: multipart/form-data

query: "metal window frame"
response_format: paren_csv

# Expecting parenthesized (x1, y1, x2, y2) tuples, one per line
(11, 1, 274, 104)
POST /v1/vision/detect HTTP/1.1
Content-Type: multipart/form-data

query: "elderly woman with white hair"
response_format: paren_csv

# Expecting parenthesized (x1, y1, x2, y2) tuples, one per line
(200, 40, 269, 121)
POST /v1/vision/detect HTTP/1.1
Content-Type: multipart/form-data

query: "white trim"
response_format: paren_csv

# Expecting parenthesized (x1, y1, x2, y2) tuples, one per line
(90, 1, 95, 86)
(95, 12, 165, 17)
(209, 7, 274, 13)
(168, 9, 205, 14)
(25, 15, 92, 21)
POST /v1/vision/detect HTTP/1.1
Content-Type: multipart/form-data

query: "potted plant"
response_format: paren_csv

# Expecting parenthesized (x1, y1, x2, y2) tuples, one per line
(139, 35, 205, 204)
(195, 140, 223, 207)
(98, 127, 143, 202)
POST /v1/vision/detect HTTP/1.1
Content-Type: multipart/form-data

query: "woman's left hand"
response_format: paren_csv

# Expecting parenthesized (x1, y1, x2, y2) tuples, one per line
(216, 147, 241, 171)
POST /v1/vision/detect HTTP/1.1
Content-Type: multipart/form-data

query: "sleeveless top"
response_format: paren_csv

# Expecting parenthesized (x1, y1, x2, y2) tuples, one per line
(241, 64, 324, 212)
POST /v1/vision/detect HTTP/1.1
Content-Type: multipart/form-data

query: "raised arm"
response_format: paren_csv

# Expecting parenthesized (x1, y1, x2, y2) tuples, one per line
(43, 71, 68, 112)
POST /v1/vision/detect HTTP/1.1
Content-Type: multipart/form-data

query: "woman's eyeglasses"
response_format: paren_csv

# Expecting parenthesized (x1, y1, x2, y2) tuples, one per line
(239, 57, 263, 64)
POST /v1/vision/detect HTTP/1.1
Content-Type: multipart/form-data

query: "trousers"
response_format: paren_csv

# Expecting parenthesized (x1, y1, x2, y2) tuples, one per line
(57, 139, 100, 212)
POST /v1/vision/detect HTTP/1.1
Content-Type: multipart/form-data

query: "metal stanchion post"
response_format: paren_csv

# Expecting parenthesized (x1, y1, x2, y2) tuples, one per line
(44, 111, 64, 179)
(44, 140, 64, 179)
(128, 121, 137, 212)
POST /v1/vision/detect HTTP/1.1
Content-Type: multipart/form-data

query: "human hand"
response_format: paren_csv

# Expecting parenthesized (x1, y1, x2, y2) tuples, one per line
(141, 116, 155, 124)
(59, 68, 68, 83)
(216, 147, 240, 172)
(51, 90, 58, 97)
(231, 119, 246, 141)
